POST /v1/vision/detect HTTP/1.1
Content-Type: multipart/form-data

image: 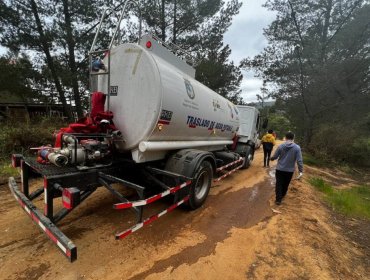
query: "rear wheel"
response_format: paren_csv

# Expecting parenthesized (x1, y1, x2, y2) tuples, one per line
(188, 161, 213, 209)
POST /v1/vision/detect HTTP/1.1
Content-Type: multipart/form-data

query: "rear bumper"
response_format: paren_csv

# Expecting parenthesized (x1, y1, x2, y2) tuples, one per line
(8, 177, 77, 262)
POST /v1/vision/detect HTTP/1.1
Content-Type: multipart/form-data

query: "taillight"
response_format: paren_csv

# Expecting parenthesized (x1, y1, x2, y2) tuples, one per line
(11, 154, 23, 168)
(146, 41, 152, 49)
(62, 188, 81, 209)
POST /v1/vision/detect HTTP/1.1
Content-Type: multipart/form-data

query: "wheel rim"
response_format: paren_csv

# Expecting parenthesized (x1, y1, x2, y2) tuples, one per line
(194, 170, 210, 200)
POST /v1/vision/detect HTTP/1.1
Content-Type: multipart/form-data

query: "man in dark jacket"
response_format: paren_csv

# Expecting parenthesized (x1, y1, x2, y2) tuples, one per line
(270, 131, 303, 205)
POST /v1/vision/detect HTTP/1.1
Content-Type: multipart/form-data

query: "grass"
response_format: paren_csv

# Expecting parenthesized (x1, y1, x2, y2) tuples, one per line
(309, 177, 370, 220)
(308, 177, 334, 195)
(0, 160, 19, 180)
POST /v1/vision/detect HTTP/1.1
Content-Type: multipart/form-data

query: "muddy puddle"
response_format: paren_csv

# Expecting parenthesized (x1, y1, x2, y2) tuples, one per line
(130, 178, 274, 279)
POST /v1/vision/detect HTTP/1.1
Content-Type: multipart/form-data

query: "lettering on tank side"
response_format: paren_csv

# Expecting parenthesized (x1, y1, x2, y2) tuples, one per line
(186, 115, 233, 132)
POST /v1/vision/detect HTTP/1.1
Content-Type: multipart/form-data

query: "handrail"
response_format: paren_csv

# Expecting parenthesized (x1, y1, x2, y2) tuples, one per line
(89, 8, 113, 53)
(109, 0, 142, 49)
(88, 0, 142, 111)
(151, 33, 195, 64)
(90, 0, 142, 54)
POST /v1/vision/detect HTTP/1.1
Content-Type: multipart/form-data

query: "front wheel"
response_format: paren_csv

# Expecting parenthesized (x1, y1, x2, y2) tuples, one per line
(241, 146, 253, 169)
(187, 161, 213, 210)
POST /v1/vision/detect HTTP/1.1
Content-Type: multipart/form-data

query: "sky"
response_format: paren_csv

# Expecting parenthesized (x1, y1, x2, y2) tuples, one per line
(224, 0, 277, 103)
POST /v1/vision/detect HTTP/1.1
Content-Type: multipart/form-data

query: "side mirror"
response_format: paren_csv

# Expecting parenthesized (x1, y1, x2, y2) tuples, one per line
(262, 119, 268, 129)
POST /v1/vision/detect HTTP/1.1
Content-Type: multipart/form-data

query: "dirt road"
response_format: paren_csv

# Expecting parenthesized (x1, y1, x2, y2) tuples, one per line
(0, 148, 369, 279)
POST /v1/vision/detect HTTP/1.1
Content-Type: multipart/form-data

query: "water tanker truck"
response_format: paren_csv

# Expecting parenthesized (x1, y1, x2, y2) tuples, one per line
(8, 2, 264, 262)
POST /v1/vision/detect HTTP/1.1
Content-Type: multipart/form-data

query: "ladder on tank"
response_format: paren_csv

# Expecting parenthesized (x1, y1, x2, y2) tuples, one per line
(88, 0, 142, 111)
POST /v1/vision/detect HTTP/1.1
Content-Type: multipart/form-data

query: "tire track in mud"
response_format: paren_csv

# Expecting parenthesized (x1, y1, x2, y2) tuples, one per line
(9, 263, 50, 280)
(130, 176, 275, 280)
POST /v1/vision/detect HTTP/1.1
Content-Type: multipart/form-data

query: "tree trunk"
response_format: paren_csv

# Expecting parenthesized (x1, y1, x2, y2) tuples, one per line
(62, 0, 83, 118)
(172, 0, 177, 44)
(320, 0, 333, 62)
(29, 0, 72, 121)
(161, 0, 166, 41)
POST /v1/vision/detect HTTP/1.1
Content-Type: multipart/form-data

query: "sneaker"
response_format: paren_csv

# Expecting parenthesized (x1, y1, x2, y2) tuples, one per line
(275, 200, 281, 205)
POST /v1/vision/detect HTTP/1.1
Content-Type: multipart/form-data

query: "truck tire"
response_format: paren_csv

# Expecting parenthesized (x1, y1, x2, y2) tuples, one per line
(241, 146, 253, 169)
(188, 161, 213, 210)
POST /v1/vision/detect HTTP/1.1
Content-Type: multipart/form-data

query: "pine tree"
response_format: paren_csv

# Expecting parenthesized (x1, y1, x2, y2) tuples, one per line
(241, 0, 370, 145)
(141, 0, 244, 102)
(0, 0, 114, 119)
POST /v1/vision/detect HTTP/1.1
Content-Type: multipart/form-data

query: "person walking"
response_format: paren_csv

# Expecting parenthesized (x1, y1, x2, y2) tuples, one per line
(270, 131, 303, 205)
(261, 129, 276, 167)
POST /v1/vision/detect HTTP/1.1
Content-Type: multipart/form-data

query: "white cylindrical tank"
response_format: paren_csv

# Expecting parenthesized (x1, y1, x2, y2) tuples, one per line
(98, 37, 240, 162)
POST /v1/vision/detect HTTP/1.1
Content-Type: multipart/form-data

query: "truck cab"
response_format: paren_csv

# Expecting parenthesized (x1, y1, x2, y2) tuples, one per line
(237, 105, 261, 145)
(235, 105, 261, 168)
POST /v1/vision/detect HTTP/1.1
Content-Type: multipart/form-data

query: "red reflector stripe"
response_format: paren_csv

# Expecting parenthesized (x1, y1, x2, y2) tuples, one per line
(46, 229, 58, 243)
(214, 164, 242, 182)
(114, 202, 133, 209)
(158, 120, 170, 125)
(115, 195, 189, 240)
(117, 229, 133, 239)
(216, 158, 243, 172)
(146, 194, 162, 204)
(9, 181, 76, 261)
(170, 186, 181, 193)
(167, 204, 178, 212)
(114, 180, 191, 210)
(32, 213, 39, 223)
(143, 215, 159, 225)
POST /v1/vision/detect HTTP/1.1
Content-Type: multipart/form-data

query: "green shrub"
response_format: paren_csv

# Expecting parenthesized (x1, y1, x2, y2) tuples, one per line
(347, 138, 370, 167)
(0, 161, 20, 178)
(0, 117, 67, 161)
(308, 124, 370, 168)
(303, 153, 330, 167)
